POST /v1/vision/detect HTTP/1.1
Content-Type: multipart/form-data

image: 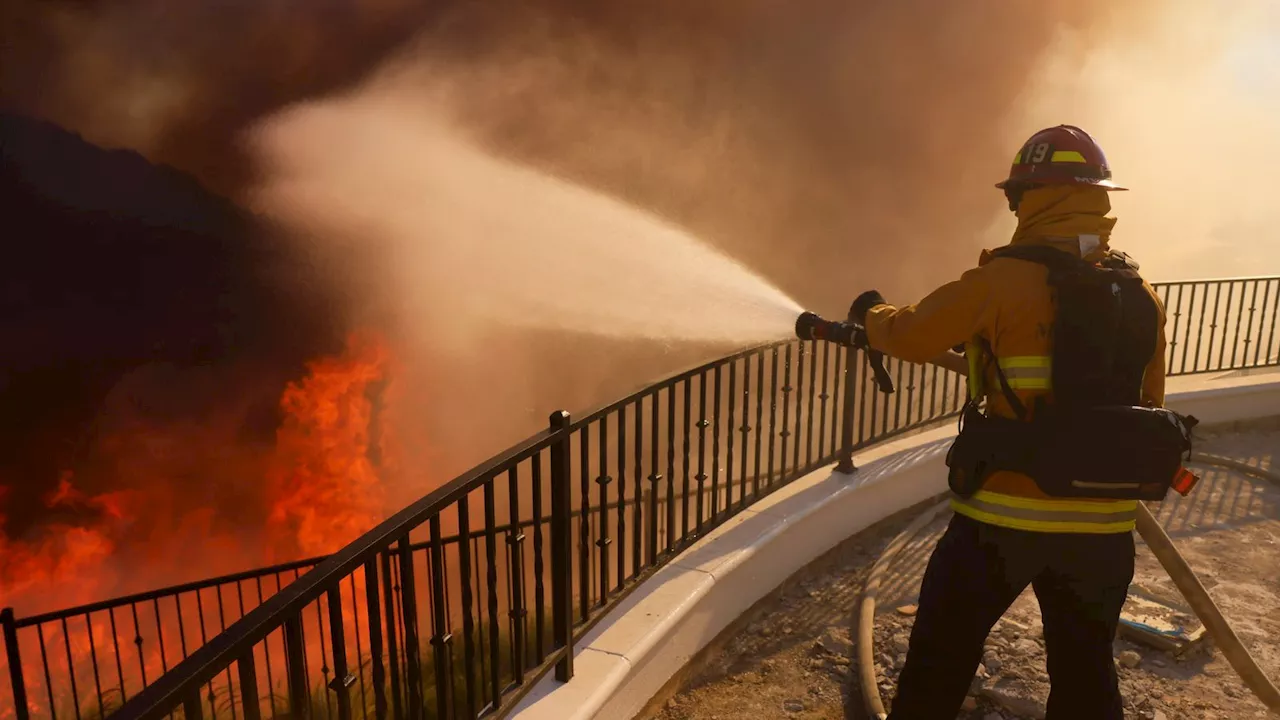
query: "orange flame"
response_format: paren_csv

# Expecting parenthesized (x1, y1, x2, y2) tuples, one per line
(267, 332, 393, 560)
(0, 474, 136, 610)
(1, 332, 399, 611)
(0, 331, 406, 720)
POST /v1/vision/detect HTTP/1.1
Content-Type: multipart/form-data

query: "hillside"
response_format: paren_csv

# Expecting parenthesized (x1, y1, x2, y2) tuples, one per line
(0, 112, 342, 539)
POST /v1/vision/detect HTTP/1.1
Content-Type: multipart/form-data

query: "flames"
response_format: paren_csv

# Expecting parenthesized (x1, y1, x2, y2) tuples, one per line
(0, 331, 400, 614)
(0, 476, 136, 614)
(266, 331, 395, 560)
(0, 332, 404, 719)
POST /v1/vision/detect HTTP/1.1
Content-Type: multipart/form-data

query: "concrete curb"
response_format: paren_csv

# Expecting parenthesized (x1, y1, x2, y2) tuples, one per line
(510, 375, 1280, 719)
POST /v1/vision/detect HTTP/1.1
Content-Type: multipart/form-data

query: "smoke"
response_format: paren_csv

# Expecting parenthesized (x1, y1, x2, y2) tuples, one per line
(8, 1, 1277, 293)
(1005, 1, 1280, 282)
(0, 0, 439, 193)
(6, 1, 1192, 297)
(332, 0, 1166, 307)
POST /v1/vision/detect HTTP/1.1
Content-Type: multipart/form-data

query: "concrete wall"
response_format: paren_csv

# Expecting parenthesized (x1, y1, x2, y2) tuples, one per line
(511, 373, 1280, 720)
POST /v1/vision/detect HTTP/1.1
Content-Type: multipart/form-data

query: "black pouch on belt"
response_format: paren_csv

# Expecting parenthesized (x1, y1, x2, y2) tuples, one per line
(945, 403, 1036, 498)
(1025, 405, 1197, 501)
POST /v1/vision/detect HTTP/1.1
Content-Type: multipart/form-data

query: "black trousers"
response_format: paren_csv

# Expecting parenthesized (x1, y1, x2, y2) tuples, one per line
(886, 513, 1135, 720)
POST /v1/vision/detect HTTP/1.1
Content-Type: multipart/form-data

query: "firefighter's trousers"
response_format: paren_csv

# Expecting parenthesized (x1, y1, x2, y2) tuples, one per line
(886, 513, 1135, 720)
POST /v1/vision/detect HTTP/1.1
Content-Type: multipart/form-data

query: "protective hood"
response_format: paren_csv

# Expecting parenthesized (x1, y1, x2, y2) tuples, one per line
(1006, 185, 1117, 262)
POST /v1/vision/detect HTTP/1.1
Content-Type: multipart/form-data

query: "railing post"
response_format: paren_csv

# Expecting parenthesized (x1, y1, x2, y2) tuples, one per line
(236, 648, 261, 720)
(836, 303, 860, 474)
(283, 613, 311, 719)
(379, 551, 405, 720)
(548, 410, 575, 682)
(2, 608, 30, 720)
(183, 688, 205, 720)
(362, 558, 390, 720)
(426, 520, 453, 720)
(325, 586, 353, 720)
(396, 537, 424, 718)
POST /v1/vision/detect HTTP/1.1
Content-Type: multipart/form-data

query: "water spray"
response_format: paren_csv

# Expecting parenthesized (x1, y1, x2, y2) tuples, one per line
(794, 311, 896, 393)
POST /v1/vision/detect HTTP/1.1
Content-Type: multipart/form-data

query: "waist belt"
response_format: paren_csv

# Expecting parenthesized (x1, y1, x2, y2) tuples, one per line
(946, 403, 1197, 503)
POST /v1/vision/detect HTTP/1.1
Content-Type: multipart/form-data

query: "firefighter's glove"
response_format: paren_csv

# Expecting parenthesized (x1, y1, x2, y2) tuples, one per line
(852, 325, 871, 350)
(850, 290, 888, 325)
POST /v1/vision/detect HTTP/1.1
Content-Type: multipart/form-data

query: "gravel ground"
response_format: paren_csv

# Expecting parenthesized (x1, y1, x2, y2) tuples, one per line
(643, 423, 1280, 720)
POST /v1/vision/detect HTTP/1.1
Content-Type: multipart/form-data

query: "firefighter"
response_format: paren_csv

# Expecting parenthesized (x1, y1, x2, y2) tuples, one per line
(854, 125, 1168, 719)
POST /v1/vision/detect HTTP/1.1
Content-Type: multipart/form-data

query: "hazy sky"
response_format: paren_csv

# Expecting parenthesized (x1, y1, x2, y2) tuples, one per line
(997, 1, 1280, 283)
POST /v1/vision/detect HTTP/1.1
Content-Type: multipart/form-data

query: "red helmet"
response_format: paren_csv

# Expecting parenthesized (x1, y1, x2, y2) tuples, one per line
(995, 125, 1127, 191)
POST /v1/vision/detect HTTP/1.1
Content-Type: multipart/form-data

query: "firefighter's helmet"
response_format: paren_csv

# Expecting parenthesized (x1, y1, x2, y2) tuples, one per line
(996, 125, 1127, 192)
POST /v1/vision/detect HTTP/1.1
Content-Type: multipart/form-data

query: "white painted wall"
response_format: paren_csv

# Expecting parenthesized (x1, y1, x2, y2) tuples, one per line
(511, 374, 1280, 720)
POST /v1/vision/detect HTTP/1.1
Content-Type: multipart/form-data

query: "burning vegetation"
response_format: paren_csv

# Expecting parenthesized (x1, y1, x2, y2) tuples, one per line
(0, 112, 406, 624)
(0, 331, 398, 617)
(0, 478, 131, 615)
(0, 331, 401, 720)
(266, 331, 396, 562)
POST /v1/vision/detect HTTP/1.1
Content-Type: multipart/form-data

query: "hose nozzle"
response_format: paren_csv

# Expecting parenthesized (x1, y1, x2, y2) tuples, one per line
(795, 311, 860, 346)
(794, 311, 895, 394)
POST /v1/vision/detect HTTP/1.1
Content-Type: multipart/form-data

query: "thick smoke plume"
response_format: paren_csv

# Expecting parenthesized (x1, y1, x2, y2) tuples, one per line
(8, 1, 1275, 296)
(7, 1, 1185, 300)
(0, 0, 439, 195)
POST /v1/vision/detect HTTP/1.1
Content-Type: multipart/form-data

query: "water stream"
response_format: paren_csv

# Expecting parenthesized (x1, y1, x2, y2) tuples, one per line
(250, 99, 803, 350)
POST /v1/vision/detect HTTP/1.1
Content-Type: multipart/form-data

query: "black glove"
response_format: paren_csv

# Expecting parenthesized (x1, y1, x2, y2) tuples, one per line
(851, 324, 871, 350)
(850, 290, 888, 325)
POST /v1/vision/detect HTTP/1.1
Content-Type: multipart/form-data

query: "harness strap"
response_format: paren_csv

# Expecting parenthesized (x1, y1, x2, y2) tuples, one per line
(979, 337, 1028, 421)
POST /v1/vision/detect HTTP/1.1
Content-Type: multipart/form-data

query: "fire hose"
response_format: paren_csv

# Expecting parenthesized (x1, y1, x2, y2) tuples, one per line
(1136, 455, 1280, 716)
(792, 311, 1280, 716)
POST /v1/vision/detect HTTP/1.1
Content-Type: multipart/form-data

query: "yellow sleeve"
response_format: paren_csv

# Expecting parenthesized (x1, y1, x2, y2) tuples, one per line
(1141, 282, 1168, 408)
(863, 266, 992, 364)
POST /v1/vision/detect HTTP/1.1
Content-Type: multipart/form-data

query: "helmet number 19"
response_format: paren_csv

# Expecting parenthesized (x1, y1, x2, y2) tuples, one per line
(1025, 142, 1051, 164)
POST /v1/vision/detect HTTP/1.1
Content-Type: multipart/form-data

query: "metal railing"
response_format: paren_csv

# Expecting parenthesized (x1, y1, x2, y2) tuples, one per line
(0, 560, 326, 720)
(2, 274, 1277, 720)
(1157, 276, 1280, 376)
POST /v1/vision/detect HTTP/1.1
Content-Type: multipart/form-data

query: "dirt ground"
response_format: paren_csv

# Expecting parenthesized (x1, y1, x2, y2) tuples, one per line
(642, 423, 1280, 720)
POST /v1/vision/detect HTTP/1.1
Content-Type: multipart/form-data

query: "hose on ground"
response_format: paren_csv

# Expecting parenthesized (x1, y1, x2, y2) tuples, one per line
(1149, 452, 1280, 714)
(857, 453, 1280, 719)
(857, 498, 952, 720)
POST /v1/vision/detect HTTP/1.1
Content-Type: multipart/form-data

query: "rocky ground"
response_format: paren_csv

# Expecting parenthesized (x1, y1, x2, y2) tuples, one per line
(643, 423, 1279, 720)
